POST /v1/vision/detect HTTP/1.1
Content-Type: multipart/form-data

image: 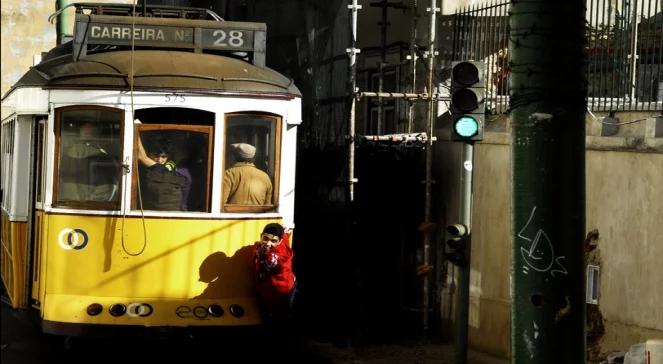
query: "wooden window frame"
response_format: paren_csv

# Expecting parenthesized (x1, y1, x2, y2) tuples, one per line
(222, 113, 281, 213)
(132, 124, 214, 212)
(52, 106, 124, 210)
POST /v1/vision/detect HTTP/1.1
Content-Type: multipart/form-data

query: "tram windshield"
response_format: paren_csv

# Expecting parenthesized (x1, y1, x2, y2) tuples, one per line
(133, 124, 212, 212)
(222, 113, 280, 212)
(54, 108, 123, 209)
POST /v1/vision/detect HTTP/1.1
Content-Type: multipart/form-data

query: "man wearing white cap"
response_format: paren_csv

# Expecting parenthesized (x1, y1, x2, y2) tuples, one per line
(222, 143, 273, 206)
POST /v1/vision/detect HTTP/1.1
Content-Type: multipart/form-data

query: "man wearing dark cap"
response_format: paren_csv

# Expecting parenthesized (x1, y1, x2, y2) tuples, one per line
(222, 143, 273, 206)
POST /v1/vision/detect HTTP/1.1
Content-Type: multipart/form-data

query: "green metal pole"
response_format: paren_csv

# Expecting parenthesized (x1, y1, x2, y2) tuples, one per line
(56, 0, 72, 45)
(509, 0, 587, 363)
(455, 142, 473, 364)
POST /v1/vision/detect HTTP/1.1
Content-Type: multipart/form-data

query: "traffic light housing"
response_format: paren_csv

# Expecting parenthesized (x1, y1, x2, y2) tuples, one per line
(445, 223, 469, 266)
(450, 61, 485, 141)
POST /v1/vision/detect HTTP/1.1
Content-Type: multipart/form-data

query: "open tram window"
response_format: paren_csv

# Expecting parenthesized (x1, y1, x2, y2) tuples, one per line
(54, 107, 123, 209)
(222, 113, 281, 213)
(132, 124, 212, 212)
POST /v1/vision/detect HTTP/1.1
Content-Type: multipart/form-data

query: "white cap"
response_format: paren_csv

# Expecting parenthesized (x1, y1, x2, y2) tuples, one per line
(231, 143, 256, 159)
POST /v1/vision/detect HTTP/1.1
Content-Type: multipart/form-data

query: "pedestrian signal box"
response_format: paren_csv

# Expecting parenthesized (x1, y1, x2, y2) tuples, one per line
(445, 223, 469, 266)
(450, 61, 485, 141)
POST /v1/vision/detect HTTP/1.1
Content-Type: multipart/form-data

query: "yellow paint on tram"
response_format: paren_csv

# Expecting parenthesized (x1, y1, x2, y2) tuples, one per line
(1, 212, 28, 308)
(37, 213, 281, 326)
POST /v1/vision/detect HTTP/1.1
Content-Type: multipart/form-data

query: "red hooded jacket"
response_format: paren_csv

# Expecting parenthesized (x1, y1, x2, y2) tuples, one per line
(253, 232, 295, 303)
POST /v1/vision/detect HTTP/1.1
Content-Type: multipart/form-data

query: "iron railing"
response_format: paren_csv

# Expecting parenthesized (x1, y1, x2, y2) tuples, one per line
(446, 0, 662, 113)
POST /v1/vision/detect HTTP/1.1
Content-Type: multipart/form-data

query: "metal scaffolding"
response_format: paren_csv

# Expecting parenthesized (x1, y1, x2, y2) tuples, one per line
(346, 0, 445, 333)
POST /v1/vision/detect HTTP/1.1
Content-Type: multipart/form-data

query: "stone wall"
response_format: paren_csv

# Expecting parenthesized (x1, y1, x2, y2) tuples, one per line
(1, 1, 56, 97)
(438, 112, 663, 359)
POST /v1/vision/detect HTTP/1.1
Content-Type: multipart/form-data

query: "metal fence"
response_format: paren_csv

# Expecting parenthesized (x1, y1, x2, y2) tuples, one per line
(446, 0, 663, 113)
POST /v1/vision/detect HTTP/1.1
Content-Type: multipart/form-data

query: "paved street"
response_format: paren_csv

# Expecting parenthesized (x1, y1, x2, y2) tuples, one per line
(2, 300, 508, 364)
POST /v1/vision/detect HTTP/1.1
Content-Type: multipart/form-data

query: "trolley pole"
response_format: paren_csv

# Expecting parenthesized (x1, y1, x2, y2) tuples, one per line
(455, 142, 473, 364)
(510, 0, 586, 362)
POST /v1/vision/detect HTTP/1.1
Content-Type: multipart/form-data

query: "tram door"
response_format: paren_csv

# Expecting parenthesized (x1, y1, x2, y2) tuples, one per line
(29, 118, 47, 308)
(0, 115, 39, 309)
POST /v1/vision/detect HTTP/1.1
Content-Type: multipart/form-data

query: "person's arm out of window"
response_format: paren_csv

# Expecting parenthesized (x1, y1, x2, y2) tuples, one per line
(136, 136, 156, 168)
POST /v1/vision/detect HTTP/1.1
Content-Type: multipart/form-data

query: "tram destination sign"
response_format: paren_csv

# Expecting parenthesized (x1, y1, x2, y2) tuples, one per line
(74, 14, 266, 64)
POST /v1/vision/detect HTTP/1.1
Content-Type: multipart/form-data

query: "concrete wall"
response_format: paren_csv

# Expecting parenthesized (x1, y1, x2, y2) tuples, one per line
(1, 1, 56, 98)
(449, 112, 663, 359)
(1, 0, 133, 103)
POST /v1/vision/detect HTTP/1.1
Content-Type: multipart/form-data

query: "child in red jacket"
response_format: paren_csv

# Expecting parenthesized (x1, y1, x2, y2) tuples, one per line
(253, 223, 296, 322)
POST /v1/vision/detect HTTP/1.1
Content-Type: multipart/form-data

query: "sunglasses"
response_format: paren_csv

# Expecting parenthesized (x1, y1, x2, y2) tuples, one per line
(260, 234, 280, 244)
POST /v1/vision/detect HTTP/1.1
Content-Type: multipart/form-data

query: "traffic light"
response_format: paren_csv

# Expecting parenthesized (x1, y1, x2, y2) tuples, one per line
(450, 61, 485, 141)
(445, 223, 469, 266)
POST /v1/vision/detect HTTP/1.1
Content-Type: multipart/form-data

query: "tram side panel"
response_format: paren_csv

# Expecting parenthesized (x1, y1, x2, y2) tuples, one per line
(1, 115, 35, 309)
(0, 215, 28, 308)
(38, 214, 282, 329)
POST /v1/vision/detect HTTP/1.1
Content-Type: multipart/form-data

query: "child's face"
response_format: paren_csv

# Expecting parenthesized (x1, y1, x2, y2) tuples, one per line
(260, 233, 281, 249)
(148, 152, 168, 164)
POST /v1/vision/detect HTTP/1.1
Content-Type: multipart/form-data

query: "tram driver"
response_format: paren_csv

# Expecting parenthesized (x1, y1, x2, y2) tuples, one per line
(59, 121, 119, 203)
(136, 136, 189, 211)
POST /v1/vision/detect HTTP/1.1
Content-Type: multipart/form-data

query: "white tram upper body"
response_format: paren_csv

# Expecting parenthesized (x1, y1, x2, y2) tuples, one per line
(1, 3, 301, 334)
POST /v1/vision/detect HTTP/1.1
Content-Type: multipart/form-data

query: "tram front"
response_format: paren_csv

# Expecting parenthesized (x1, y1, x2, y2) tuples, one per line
(0, 2, 301, 335)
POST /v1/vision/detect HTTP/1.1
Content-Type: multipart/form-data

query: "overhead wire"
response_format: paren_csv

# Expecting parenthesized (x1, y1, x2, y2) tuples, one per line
(121, 0, 147, 256)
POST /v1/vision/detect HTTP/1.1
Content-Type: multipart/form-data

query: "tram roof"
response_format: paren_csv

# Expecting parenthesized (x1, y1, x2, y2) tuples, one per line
(6, 47, 301, 98)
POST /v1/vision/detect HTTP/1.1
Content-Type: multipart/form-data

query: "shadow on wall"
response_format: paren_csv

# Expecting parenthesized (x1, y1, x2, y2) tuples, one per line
(195, 246, 255, 299)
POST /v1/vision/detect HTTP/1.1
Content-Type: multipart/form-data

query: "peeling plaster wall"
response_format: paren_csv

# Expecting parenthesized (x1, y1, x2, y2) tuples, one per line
(459, 113, 663, 359)
(585, 149, 663, 340)
(1, 0, 55, 98)
(1, 0, 133, 116)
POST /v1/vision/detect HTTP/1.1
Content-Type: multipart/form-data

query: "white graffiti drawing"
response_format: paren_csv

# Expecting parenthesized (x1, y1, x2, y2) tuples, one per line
(517, 206, 568, 277)
(523, 329, 535, 359)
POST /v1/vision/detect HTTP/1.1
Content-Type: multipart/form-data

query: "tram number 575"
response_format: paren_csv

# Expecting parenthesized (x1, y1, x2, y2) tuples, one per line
(164, 93, 185, 103)
(212, 30, 244, 47)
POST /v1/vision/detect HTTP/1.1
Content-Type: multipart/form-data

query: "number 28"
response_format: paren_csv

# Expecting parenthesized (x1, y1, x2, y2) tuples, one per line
(212, 30, 244, 47)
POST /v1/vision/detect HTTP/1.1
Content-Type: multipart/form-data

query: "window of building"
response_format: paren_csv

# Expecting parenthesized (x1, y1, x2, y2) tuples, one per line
(368, 70, 398, 134)
(133, 124, 212, 212)
(586, 264, 600, 305)
(222, 113, 281, 213)
(53, 107, 123, 210)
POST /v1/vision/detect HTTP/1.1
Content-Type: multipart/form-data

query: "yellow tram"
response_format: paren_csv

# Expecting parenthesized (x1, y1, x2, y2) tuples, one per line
(1, 3, 301, 335)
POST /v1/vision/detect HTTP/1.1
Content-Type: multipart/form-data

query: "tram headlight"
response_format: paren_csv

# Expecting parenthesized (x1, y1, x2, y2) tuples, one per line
(208, 304, 224, 317)
(109, 303, 127, 317)
(86, 303, 103, 316)
(229, 304, 244, 317)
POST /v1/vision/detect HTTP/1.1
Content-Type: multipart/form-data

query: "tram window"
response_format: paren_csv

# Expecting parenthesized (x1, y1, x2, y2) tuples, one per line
(35, 121, 45, 204)
(222, 114, 281, 213)
(133, 124, 212, 212)
(54, 108, 123, 209)
(1, 119, 16, 210)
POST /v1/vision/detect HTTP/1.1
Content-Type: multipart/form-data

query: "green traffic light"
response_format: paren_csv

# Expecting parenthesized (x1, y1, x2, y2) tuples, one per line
(454, 115, 479, 137)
